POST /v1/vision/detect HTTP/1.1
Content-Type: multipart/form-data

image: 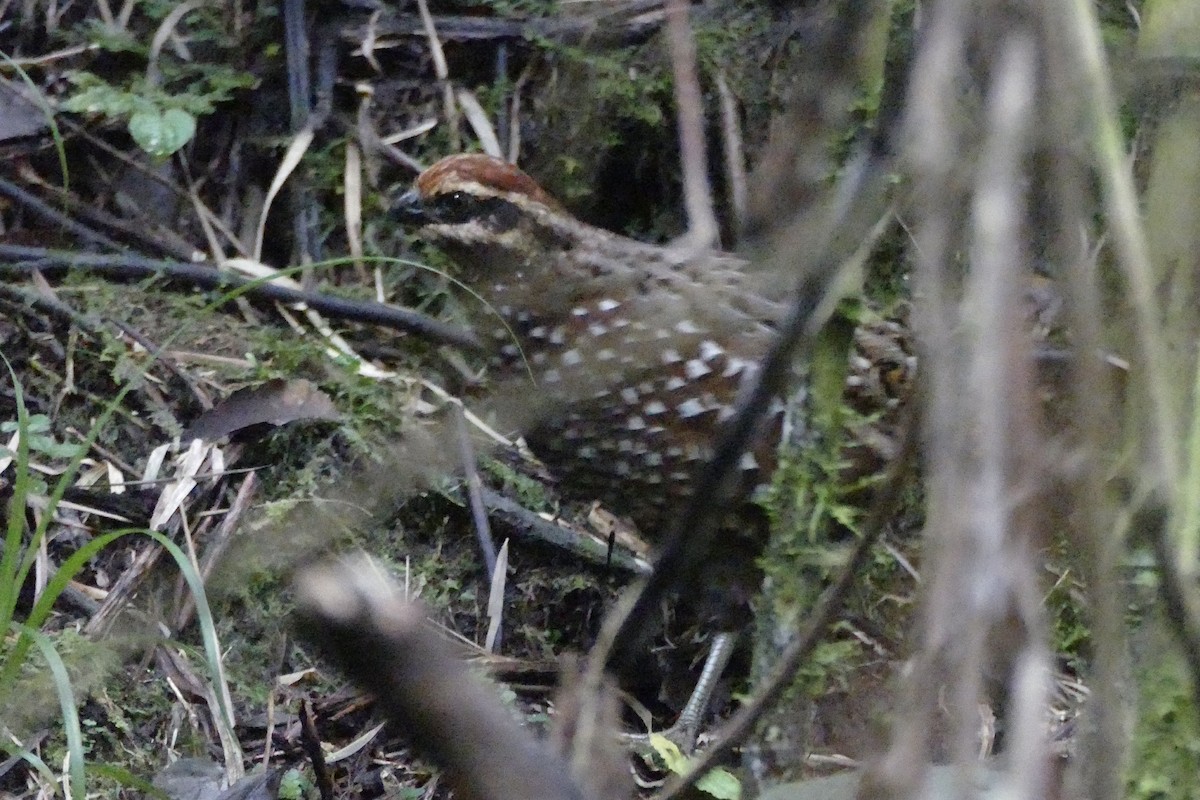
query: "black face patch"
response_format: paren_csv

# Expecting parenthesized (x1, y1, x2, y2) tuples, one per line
(426, 192, 522, 232)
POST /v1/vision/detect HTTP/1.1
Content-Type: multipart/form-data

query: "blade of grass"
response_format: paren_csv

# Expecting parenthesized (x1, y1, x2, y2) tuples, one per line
(14, 622, 86, 800)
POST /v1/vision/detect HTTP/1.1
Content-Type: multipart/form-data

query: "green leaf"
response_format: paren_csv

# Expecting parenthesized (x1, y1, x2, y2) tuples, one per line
(648, 735, 742, 800)
(696, 767, 741, 800)
(277, 768, 308, 800)
(128, 106, 195, 157)
(61, 82, 136, 116)
(649, 734, 688, 772)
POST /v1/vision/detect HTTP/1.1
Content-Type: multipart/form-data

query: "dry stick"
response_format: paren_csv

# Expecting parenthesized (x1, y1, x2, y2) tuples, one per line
(83, 445, 243, 637)
(299, 699, 335, 800)
(174, 473, 259, 631)
(0, 281, 102, 336)
(0, 245, 481, 350)
(416, 0, 459, 151)
(1054, 5, 1163, 799)
(961, 32, 1053, 797)
(1061, 0, 1177, 490)
(21, 176, 200, 262)
(339, 2, 667, 46)
(664, 0, 718, 250)
(294, 557, 585, 800)
(106, 317, 214, 410)
(1038, 4, 1136, 795)
(867, 0, 971, 791)
(0, 178, 124, 252)
(453, 402, 500, 583)
(657, 408, 919, 800)
(478, 488, 649, 575)
(281, 0, 323, 278)
(715, 72, 747, 238)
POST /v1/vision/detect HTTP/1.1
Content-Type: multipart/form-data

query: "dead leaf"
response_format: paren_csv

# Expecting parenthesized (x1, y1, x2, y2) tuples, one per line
(184, 379, 340, 442)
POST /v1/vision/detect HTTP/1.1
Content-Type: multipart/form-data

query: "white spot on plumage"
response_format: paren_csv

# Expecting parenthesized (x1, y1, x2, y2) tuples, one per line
(598, 299, 621, 312)
(543, 369, 561, 384)
(561, 349, 583, 366)
(685, 359, 712, 380)
(621, 387, 639, 404)
(627, 416, 647, 431)
(572, 306, 588, 317)
(661, 348, 683, 365)
(723, 357, 752, 377)
(740, 452, 759, 470)
(665, 376, 687, 391)
(674, 319, 701, 334)
(549, 327, 566, 345)
(597, 349, 616, 361)
(677, 398, 706, 418)
(644, 400, 667, 415)
(588, 323, 608, 337)
(699, 340, 725, 361)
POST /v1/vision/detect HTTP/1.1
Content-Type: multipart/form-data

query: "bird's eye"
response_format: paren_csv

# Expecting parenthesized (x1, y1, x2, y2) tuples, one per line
(431, 190, 474, 223)
(429, 191, 523, 232)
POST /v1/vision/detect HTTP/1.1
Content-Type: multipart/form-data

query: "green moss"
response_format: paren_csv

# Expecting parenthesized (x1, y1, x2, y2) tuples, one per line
(1127, 649, 1200, 799)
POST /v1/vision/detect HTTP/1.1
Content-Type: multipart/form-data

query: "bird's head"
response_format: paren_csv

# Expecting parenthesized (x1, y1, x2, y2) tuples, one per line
(392, 154, 582, 275)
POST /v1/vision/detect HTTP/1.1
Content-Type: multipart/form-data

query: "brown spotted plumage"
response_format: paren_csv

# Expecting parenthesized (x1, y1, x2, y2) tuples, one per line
(394, 154, 789, 536)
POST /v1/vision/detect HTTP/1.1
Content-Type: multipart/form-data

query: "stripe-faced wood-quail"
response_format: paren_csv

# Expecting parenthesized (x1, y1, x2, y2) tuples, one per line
(393, 153, 792, 540)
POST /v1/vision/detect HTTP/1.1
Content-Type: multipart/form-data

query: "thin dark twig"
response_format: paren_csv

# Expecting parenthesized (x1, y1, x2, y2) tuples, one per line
(174, 474, 259, 631)
(29, 180, 200, 262)
(0, 245, 481, 350)
(284, 0, 312, 131)
(0, 280, 102, 336)
(0, 177, 124, 252)
(655, 402, 919, 800)
(479, 488, 649, 575)
(299, 699, 335, 800)
(1144, 502, 1200, 718)
(454, 402, 499, 582)
(106, 318, 213, 410)
(338, 4, 665, 48)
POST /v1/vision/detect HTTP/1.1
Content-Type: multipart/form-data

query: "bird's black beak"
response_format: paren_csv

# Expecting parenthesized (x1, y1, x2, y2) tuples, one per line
(391, 188, 428, 224)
